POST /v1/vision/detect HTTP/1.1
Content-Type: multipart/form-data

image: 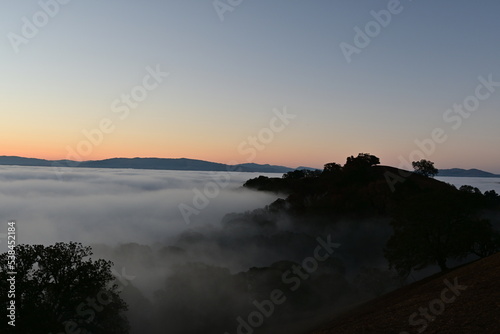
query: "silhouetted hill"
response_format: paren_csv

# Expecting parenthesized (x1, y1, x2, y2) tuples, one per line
(243, 165, 471, 217)
(78, 157, 231, 171)
(232, 162, 294, 173)
(307, 252, 500, 334)
(0, 156, 54, 167)
(0, 156, 293, 173)
(235, 157, 500, 333)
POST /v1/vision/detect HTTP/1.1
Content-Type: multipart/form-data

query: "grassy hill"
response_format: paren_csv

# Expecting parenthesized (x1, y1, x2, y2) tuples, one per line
(308, 252, 500, 334)
(239, 156, 500, 333)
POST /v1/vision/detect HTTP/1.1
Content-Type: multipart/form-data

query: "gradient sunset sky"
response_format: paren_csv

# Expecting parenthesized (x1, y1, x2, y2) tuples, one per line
(1, 1, 499, 172)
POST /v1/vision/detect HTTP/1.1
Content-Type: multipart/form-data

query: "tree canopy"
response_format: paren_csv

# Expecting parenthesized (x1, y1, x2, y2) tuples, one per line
(345, 153, 380, 169)
(0, 242, 129, 334)
(323, 162, 342, 174)
(384, 188, 500, 277)
(412, 159, 438, 177)
(243, 153, 500, 278)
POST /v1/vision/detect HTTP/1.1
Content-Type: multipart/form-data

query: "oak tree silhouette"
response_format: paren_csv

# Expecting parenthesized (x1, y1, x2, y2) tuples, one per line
(412, 159, 438, 177)
(0, 242, 129, 334)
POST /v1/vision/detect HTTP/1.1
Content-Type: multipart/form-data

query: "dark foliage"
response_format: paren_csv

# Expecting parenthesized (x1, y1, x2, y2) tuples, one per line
(412, 159, 438, 177)
(243, 154, 500, 279)
(0, 242, 129, 334)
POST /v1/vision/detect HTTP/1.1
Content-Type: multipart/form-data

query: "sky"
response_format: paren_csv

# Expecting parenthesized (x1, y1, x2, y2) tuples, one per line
(1, 0, 499, 172)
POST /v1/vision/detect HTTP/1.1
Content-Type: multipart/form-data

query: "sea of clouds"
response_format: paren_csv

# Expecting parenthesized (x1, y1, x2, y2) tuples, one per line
(0, 165, 281, 249)
(1, 166, 498, 333)
(437, 176, 500, 194)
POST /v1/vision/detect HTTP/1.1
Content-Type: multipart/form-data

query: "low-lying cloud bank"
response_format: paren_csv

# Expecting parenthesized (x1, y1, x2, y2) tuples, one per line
(0, 166, 410, 334)
(0, 166, 280, 247)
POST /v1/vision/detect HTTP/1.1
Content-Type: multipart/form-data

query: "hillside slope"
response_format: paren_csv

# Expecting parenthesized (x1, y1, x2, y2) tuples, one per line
(308, 252, 500, 334)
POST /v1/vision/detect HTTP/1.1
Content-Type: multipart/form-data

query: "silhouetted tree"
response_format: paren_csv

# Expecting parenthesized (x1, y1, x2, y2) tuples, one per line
(305, 169, 322, 178)
(484, 190, 500, 206)
(323, 162, 342, 174)
(412, 159, 438, 177)
(0, 242, 128, 334)
(283, 169, 307, 179)
(384, 189, 497, 277)
(484, 190, 500, 200)
(459, 185, 482, 195)
(345, 153, 380, 169)
(343, 153, 380, 183)
(465, 219, 500, 258)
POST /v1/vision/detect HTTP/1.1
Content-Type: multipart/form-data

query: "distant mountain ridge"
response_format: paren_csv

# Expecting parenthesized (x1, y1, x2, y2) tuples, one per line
(0, 156, 294, 173)
(439, 168, 500, 178)
(0, 156, 498, 176)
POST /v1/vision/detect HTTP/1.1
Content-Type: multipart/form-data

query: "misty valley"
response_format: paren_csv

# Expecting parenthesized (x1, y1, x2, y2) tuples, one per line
(1, 155, 499, 334)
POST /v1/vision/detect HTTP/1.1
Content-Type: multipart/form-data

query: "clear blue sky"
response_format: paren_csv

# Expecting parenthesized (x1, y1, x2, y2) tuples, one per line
(1, 0, 499, 172)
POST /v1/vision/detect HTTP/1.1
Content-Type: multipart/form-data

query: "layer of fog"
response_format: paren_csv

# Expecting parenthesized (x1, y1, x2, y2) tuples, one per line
(437, 176, 500, 194)
(0, 166, 280, 247)
(1, 166, 496, 334)
(0, 166, 398, 333)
